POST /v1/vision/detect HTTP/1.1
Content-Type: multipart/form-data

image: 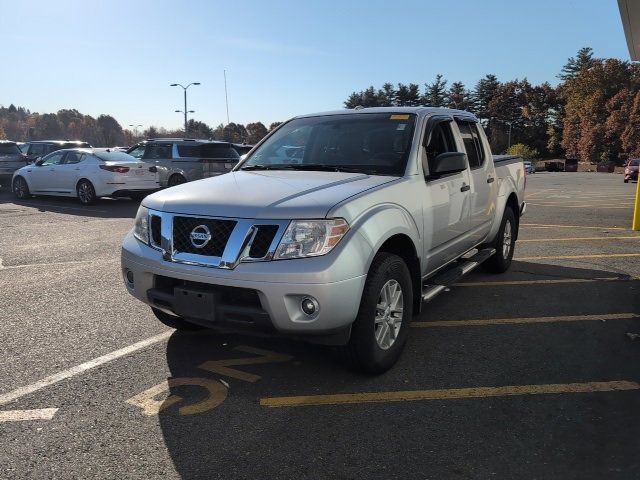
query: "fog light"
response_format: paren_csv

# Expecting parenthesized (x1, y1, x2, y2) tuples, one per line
(301, 297, 318, 316)
(125, 269, 134, 285)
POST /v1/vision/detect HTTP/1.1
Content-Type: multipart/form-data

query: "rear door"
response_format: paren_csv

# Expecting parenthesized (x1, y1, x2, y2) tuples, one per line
(56, 151, 86, 192)
(421, 116, 472, 272)
(455, 119, 496, 244)
(200, 143, 240, 178)
(142, 143, 173, 185)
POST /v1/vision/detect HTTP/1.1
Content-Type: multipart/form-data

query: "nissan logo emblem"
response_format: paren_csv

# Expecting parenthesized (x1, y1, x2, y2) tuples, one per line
(190, 225, 212, 249)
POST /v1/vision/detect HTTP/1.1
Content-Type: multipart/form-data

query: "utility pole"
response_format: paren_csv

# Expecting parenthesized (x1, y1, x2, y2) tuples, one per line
(224, 70, 230, 125)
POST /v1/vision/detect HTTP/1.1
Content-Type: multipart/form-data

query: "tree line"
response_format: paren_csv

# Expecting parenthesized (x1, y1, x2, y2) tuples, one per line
(2, 48, 639, 162)
(0, 105, 282, 147)
(345, 48, 640, 163)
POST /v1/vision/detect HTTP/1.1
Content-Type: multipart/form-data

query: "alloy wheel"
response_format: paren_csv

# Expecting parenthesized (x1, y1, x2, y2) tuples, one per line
(374, 279, 404, 350)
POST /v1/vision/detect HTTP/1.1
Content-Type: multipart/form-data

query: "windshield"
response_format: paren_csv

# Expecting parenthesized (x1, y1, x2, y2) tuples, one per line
(629, 159, 639, 166)
(241, 113, 416, 176)
(93, 150, 139, 162)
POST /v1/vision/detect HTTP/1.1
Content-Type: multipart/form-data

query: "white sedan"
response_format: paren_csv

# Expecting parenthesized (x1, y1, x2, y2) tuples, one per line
(12, 148, 159, 204)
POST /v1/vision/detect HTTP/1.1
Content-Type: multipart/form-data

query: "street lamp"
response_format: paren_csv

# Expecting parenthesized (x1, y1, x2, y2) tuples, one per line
(170, 82, 200, 136)
(128, 124, 142, 139)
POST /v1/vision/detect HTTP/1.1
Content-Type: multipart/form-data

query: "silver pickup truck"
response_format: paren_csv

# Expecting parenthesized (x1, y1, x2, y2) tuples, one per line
(121, 107, 525, 373)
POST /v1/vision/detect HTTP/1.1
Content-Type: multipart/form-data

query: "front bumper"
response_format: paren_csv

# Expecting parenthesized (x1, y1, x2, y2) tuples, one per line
(121, 231, 368, 338)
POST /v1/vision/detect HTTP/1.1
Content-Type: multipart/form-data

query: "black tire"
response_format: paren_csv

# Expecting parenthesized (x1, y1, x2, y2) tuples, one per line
(483, 207, 517, 274)
(13, 176, 31, 200)
(129, 192, 148, 201)
(167, 174, 186, 187)
(624, 179, 629, 183)
(77, 179, 97, 205)
(343, 252, 413, 374)
(152, 308, 202, 331)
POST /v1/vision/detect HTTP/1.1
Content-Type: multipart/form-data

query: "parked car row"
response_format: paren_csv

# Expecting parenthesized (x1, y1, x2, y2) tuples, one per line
(624, 159, 639, 183)
(1, 137, 254, 205)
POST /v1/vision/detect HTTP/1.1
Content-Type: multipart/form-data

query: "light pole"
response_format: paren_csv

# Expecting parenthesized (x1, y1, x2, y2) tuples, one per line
(170, 82, 200, 136)
(128, 124, 142, 141)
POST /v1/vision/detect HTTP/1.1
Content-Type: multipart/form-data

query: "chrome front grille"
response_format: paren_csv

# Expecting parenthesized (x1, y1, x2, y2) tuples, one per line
(172, 216, 236, 257)
(146, 210, 288, 269)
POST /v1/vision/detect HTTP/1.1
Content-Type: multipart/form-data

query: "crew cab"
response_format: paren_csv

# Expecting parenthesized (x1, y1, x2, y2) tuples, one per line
(121, 107, 525, 373)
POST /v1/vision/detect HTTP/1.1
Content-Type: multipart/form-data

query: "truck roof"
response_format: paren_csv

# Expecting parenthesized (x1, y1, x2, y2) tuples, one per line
(294, 106, 478, 121)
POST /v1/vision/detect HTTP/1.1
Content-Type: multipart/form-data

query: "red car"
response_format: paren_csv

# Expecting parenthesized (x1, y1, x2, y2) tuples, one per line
(624, 159, 639, 183)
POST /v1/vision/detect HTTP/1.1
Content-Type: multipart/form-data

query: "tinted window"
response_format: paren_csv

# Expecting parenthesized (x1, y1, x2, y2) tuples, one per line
(143, 144, 172, 160)
(469, 123, 485, 166)
(29, 144, 47, 157)
(456, 121, 481, 168)
(424, 121, 457, 175)
(40, 152, 65, 166)
(0, 143, 20, 155)
(201, 144, 240, 160)
(62, 142, 90, 149)
(630, 159, 639, 166)
(94, 150, 139, 162)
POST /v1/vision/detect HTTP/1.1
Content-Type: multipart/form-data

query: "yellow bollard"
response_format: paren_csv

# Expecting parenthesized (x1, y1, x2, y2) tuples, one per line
(634, 177, 640, 231)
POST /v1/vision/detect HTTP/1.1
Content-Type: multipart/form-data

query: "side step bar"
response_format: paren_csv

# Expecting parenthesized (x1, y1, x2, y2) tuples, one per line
(421, 248, 496, 302)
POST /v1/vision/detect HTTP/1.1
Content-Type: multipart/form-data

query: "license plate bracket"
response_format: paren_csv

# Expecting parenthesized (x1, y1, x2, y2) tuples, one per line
(173, 287, 217, 321)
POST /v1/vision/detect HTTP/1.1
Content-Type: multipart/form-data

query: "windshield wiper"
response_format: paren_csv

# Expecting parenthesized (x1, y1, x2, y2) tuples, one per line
(240, 164, 280, 171)
(278, 164, 369, 173)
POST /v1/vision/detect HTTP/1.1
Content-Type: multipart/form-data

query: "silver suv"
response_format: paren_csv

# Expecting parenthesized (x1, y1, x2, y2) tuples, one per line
(126, 139, 240, 187)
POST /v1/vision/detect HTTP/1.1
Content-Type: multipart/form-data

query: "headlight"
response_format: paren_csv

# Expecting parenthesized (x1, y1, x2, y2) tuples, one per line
(274, 218, 349, 260)
(133, 206, 150, 244)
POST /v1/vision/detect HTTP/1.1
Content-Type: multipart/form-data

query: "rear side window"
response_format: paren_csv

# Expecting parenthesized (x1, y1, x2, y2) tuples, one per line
(630, 159, 639, 166)
(176, 144, 201, 158)
(201, 144, 240, 160)
(143, 144, 173, 160)
(456, 121, 484, 168)
(0, 143, 20, 154)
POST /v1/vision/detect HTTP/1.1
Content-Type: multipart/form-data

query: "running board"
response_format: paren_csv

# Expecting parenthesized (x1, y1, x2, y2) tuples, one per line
(421, 248, 496, 302)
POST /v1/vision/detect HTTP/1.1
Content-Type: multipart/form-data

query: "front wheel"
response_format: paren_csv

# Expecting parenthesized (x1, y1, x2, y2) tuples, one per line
(13, 176, 31, 200)
(343, 252, 413, 374)
(152, 308, 202, 331)
(167, 174, 186, 187)
(77, 179, 97, 205)
(483, 207, 517, 273)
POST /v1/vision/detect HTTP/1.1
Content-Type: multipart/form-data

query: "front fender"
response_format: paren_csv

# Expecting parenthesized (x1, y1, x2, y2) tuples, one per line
(349, 203, 421, 272)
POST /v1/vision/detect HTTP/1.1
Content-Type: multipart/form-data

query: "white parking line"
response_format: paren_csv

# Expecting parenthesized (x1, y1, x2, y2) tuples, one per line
(0, 408, 58, 422)
(14, 202, 108, 213)
(0, 258, 116, 270)
(0, 331, 172, 407)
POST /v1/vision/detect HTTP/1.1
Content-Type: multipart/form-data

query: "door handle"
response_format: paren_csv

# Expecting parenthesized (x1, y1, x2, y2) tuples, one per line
(460, 184, 470, 192)
(487, 177, 495, 183)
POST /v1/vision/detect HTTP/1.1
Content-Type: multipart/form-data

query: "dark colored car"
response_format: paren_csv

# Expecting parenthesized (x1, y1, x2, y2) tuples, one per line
(232, 143, 253, 156)
(596, 161, 616, 173)
(564, 159, 578, 172)
(0, 141, 28, 187)
(546, 161, 564, 172)
(21, 140, 91, 163)
(624, 159, 639, 183)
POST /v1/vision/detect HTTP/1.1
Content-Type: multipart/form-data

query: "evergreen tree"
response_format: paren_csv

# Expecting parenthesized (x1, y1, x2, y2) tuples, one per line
(559, 47, 595, 82)
(423, 74, 448, 107)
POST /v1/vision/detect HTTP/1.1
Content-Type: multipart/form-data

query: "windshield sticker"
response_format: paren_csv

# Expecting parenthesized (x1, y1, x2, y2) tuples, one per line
(396, 124, 407, 131)
(390, 114, 410, 120)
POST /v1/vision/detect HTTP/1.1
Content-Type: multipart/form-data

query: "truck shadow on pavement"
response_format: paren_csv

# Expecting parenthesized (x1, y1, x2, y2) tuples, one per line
(156, 261, 640, 479)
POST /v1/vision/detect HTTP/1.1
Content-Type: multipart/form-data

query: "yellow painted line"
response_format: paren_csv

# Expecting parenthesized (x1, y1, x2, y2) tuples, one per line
(521, 223, 628, 230)
(529, 202, 634, 207)
(0, 408, 58, 422)
(412, 313, 638, 328)
(452, 277, 625, 287)
(527, 203, 631, 209)
(519, 236, 640, 242)
(260, 381, 640, 408)
(517, 253, 640, 260)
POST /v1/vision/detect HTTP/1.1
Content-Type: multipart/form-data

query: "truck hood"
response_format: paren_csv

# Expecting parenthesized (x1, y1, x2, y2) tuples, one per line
(143, 170, 398, 219)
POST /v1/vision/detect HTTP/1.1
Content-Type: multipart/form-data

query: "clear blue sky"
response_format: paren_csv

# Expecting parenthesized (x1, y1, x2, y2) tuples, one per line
(0, 0, 630, 130)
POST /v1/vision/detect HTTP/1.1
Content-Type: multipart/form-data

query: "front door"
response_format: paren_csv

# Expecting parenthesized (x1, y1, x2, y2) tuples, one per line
(421, 117, 472, 274)
(29, 151, 65, 192)
(56, 151, 86, 193)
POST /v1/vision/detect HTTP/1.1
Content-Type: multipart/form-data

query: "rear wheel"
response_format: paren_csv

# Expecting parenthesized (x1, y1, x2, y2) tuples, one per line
(77, 179, 97, 205)
(129, 192, 148, 201)
(152, 308, 202, 331)
(343, 252, 413, 374)
(483, 207, 516, 273)
(13, 176, 30, 200)
(167, 174, 186, 187)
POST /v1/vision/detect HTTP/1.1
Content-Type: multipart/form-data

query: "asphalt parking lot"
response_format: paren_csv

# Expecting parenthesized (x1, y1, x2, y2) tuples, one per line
(1, 172, 639, 479)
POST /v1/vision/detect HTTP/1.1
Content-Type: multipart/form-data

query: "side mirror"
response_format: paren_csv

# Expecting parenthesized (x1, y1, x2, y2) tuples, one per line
(35, 159, 44, 166)
(429, 152, 467, 178)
